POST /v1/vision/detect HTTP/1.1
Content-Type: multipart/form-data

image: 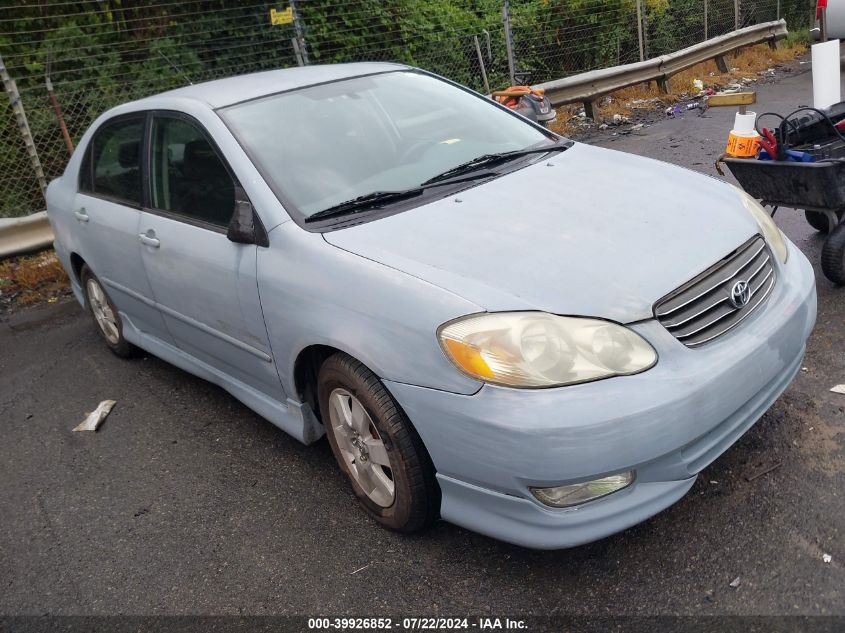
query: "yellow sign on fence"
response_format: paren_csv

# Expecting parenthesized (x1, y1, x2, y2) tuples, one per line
(270, 7, 294, 26)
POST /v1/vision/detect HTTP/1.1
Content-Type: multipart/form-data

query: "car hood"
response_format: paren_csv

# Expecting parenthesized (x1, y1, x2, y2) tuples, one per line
(323, 143, 760, 323)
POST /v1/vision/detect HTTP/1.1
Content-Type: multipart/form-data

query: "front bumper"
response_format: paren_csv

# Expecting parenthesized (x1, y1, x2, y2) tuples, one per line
(384, 241, 817, 549)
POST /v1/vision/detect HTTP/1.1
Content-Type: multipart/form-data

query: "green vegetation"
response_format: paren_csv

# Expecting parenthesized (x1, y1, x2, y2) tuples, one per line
(0, 0, 814, 217)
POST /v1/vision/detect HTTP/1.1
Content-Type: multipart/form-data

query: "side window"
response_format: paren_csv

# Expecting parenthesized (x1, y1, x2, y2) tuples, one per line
(151, 117, 235, 227)
(85, 117, 144, 205)
(78, 144, 93, 192)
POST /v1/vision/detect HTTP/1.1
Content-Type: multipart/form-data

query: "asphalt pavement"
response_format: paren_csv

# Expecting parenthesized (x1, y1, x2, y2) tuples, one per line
(1, 59, 844, 617)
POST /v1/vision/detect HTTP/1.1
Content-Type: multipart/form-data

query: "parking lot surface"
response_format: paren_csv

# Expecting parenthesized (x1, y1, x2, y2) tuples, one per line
(1, 61, 844, 616)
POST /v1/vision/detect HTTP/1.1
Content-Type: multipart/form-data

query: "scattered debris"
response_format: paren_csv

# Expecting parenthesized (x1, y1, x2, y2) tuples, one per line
(801, 366, 809, 372)
(630, 123, 644, 131)
(709, 480, 718, 484)
(350, 563, 372, 575)
(745, 461, 781, 482)
(729, 576, 742, 588)
(823, 553, 832, 564)
(830, 385, 845, 395)
(598, 123, 609, 130)
(73, 400, 116, 432)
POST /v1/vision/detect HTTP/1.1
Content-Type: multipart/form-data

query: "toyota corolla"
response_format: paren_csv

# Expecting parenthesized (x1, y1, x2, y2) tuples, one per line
(46, 63, 817, 549)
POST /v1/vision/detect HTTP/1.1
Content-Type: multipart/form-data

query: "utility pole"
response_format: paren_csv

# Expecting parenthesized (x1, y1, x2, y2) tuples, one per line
(636, 0, 645, 61)
(734, 0, 740, 30)
(502, 0, 516, 85)
(0, 51, 46, 197)
(290, 0, 309, 65)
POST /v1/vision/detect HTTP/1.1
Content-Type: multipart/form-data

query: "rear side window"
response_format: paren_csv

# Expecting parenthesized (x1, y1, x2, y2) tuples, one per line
(150, 116, 235, 227)
(82, 117, 144, 206)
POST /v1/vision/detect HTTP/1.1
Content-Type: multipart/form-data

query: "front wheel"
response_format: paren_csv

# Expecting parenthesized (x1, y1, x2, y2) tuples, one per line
(317, 353, 439, 533)
(821, 222, 845, 285)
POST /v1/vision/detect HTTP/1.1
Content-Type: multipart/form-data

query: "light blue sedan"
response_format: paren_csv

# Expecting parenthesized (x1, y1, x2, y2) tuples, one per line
(47, 63, 817, 549)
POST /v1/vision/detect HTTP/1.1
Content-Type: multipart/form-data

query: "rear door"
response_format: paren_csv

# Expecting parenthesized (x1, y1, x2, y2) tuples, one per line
(73, 114, 171, 341)
(137, 112, 283, 400)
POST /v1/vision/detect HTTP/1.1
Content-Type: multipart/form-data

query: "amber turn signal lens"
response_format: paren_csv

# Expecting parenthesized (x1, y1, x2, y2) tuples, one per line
(443, 338, 494, 379)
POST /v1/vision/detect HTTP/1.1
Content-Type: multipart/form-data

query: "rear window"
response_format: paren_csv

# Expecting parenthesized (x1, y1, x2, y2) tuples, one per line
(81, 116, 144, 206)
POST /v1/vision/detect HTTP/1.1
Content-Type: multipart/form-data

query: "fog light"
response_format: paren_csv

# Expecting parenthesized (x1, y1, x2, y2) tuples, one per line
(529, 472, 634, 508)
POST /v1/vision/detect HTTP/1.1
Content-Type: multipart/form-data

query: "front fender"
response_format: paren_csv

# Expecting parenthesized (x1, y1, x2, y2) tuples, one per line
(257, 223, 483, 398)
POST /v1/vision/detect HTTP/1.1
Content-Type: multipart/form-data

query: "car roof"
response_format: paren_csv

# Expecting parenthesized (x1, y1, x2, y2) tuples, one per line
(134, 62, 407, 109)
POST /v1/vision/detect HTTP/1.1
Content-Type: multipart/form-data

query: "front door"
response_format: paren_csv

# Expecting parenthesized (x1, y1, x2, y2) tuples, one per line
(138, 113, 283, 400)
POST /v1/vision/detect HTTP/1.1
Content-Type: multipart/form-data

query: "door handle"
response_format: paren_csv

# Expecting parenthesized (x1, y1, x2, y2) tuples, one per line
(73, 208, 89, 223)
(138, 233, 160, 248)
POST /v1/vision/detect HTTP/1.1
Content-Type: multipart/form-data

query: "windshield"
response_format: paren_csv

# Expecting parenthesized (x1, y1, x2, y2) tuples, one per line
(218, 70, 553, 219)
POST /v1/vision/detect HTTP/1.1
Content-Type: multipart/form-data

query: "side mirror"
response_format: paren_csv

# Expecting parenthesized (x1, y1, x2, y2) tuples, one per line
(227, 186, 269, 247)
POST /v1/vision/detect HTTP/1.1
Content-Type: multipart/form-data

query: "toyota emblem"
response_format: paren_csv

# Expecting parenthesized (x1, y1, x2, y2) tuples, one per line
(730, 280, 751, 309)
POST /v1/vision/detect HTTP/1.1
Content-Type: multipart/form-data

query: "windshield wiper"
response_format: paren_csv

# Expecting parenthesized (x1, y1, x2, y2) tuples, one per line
(305, 142, 571, 223)
(305, 189, 424, 222)
(304, 171, 505, 223)
(421, 142, 571, 186)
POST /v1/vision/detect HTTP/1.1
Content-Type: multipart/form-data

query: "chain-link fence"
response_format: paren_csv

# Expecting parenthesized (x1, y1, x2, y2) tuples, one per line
(0, 0, 814, 219)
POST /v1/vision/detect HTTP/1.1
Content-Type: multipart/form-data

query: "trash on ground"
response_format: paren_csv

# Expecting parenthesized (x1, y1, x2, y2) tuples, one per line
(823, 553, 832, 564)
(830, 385, 845, 395)
(729, 576, 742, 588)
(73, 400, 116, 432)
(745, 461, 781, 482)
(350, 563, 372, 575)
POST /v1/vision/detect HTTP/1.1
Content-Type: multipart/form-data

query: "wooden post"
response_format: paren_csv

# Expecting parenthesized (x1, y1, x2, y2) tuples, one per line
(583, 100, 600, 122)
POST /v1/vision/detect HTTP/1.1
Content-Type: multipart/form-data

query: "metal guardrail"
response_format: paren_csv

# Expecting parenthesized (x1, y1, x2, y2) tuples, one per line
(0, 20, 788, 259)
(0, 211, 53, 259)
(536, 19, 789, 118)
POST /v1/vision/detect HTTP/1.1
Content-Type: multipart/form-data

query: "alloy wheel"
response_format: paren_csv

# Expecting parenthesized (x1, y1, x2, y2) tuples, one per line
(327, 388, 395, 507)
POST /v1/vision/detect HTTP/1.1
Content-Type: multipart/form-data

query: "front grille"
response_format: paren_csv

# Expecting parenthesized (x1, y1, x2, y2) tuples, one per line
(654, 236, 776, 348)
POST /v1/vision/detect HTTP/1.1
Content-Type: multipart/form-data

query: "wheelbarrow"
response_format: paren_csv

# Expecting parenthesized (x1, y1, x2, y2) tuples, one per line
(724, 150, 845, 284)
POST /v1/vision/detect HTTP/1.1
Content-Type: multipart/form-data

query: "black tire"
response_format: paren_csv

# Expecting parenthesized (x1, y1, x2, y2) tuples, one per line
(805, 210, 843, 233)
(317, 353, 439, 533)
(821, 223, 845, 285)
(80, 265, 136, 357)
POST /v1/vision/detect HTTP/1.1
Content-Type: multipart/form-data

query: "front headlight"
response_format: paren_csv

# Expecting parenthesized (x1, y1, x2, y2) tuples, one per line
(438, 312, 657, 388)
(737, 188, 788, 263)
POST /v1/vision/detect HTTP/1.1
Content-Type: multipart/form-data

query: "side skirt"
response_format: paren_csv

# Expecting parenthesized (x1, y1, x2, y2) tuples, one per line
(120, 312, 325, 445)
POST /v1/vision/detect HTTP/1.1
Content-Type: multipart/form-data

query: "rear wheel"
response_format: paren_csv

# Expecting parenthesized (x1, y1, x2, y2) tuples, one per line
(821, 222, 845, 285)
(317, 353, 439, 533)
(81, 265, 135, 357)
(805, 209, 843, 233)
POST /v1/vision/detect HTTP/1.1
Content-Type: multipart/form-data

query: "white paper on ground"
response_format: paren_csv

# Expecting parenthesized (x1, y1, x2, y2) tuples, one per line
(831, 385, 845, 395)
(811, 39, 842, 109)
(73, 400, 116, 432)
